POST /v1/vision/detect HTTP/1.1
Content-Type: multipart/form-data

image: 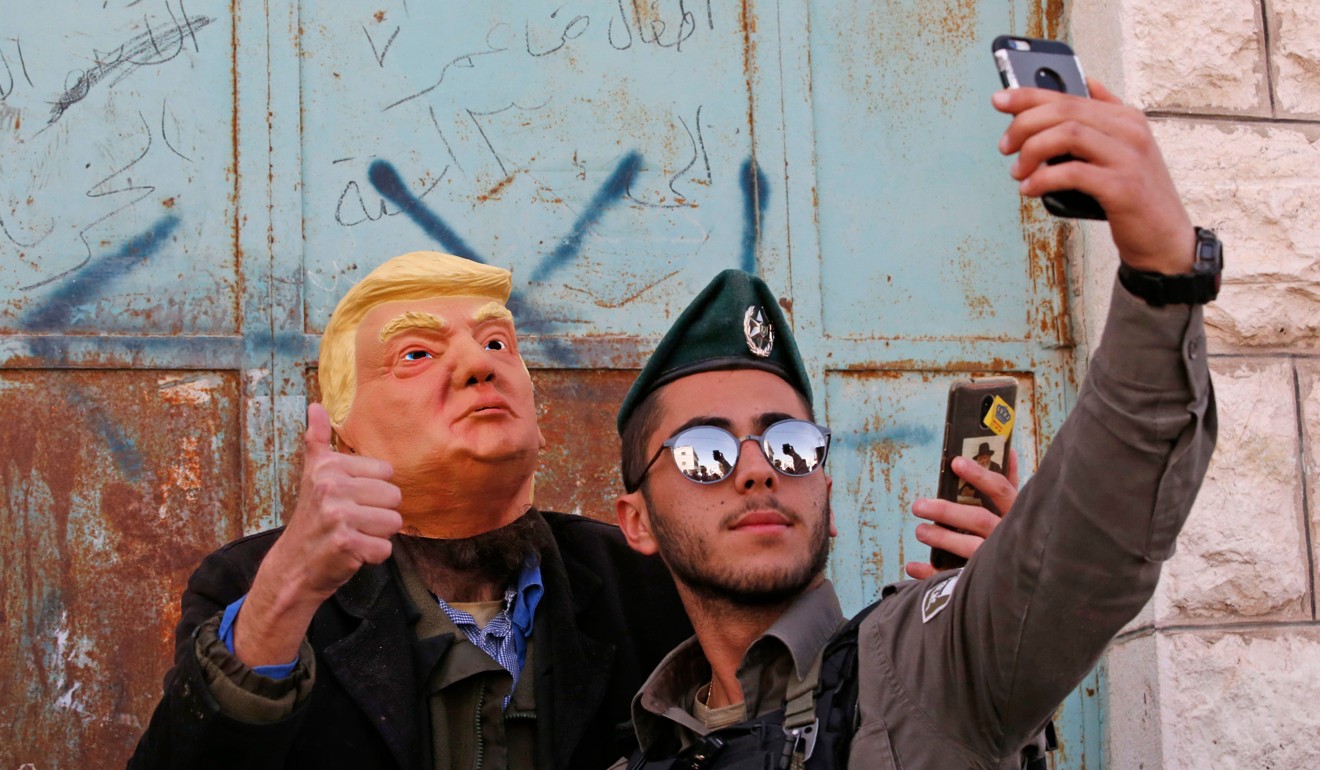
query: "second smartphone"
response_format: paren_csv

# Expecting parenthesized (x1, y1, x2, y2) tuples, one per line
(931, 376, 1018, 570)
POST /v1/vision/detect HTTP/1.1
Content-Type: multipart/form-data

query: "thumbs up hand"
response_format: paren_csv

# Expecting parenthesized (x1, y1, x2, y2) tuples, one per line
(233, 403, 403, 667)
(279, 402, 404, 597)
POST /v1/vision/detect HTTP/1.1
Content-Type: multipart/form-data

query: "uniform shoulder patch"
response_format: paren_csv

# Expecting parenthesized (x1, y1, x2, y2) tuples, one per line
(921, 571, 961, 623)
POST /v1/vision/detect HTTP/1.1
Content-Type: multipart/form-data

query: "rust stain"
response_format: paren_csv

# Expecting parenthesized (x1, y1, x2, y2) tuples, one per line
(477, 172, 517, 203)
(229, 2, 243, 332)
(161, 197, 176, 208)
(838, 358, 1019, 374)
(374, 10, 386, 23)
(740, 0, 757, 139)
(934, 0, 980, 42)
(1019, 195, 1073, 347)
(579, 268, 682, 309)
(1027, 0, 1066, 39)
(530, 369, 638, 522)
(632, 0, 660, 29)
(0, 370, 243, 767)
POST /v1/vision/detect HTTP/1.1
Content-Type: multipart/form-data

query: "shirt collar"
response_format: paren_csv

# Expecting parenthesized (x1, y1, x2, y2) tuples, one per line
(752, 579, 845, 681)
(630, 580, 845, 750)
(509, 554, 544, 634)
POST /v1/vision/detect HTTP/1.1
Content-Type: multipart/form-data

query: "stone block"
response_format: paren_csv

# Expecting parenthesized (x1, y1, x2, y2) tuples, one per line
(1122, 0, 1269, 113)
(1161, 629, 1320, 769)
(1106, 634, 1165, 770)
(1156, 358, 1308, 623)
(1152, 120, 1320, 350)
(1109, 629, 1320, 769)
(1298, 360, 1320, 595)
(1270, 0, 1320, 117)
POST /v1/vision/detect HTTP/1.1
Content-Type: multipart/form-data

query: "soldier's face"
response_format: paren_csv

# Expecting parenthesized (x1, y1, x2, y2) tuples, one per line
(336, 296, 541, 501)
(619, 369, 834, 605)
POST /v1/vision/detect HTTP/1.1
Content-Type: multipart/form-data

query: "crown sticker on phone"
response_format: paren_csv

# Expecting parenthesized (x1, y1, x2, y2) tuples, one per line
(982, 395, 1016, 437)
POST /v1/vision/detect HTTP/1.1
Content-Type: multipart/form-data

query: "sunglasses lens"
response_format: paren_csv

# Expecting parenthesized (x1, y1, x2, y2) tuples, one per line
(669, 426, 739, 483)
(762, 421, 829, 476)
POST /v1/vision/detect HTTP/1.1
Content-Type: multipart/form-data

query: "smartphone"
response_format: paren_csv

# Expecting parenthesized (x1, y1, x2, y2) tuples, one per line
(931, 377, 1018, 570)
(992, 35, 1106, 220)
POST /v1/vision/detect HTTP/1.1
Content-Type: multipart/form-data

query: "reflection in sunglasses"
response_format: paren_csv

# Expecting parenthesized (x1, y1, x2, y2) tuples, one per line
(665, 420, 831, 485)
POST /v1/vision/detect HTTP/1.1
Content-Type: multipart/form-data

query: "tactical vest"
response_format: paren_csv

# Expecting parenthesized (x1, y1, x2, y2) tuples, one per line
(625, 601, 1057, 770)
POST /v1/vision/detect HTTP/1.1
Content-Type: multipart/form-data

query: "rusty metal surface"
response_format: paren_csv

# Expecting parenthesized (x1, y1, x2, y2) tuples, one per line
(0, 370, 242, 769)
(530, 368, 638, 522)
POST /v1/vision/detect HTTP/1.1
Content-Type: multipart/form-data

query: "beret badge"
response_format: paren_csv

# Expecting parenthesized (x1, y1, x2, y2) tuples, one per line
(743, 305, 775, 358)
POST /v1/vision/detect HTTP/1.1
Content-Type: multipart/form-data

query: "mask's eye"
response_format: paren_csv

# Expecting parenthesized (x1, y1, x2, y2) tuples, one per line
(403, 349, 433, 361)
(485, 339, 506, 352)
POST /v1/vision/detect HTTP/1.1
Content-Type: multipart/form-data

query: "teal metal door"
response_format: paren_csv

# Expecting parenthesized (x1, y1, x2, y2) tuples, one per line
(0, 1, 1095, 766)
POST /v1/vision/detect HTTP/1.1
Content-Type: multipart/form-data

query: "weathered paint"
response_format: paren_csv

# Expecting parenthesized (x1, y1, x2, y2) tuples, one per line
(1, 0, 1096, 766)
(0, 370, 242, 769)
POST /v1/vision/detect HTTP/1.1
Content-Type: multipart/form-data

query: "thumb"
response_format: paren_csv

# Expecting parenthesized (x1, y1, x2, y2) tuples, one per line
(305, 402, 334, 453)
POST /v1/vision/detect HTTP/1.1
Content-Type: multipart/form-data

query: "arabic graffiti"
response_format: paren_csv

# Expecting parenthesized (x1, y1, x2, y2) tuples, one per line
(2, 1, 217, 299)
(47, 1, 213, 128)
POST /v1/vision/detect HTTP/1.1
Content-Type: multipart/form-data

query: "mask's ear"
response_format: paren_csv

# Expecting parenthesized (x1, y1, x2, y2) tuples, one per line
(331, 421, 357, 454)
(616, 490, 658, 556)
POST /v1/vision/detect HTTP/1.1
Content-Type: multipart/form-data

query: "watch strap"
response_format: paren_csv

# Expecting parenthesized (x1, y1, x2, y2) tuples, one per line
(1117, 227, 1223, 307)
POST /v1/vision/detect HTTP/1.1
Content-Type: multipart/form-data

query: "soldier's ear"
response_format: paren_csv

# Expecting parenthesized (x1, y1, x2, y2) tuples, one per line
(616, 491, 658, 556)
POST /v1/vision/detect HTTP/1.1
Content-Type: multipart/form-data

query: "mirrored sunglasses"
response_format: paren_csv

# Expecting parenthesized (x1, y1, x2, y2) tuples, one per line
(633, 419, 831, 489)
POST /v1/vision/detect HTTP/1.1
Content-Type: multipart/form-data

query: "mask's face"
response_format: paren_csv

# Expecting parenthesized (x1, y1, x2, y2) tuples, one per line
(336, 295, 541, 507)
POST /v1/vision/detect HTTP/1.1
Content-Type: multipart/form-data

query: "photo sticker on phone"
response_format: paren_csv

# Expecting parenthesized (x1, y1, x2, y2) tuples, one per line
(957, 436, 1007, 505)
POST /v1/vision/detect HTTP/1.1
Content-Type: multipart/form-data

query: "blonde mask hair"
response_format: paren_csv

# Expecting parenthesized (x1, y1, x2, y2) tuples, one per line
(318, 251, 513, 427)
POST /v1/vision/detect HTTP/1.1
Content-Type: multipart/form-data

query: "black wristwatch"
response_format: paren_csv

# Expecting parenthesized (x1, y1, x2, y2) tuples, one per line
(1117, 227, 1223, 307)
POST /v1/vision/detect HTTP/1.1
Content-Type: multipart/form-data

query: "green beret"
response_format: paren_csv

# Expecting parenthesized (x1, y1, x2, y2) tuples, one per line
(617, 269, 812, 433)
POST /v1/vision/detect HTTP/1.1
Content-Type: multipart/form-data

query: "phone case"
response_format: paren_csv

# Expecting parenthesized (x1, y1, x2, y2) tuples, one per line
(931, 376, 1018, 570)
(992, 36, 1107, 220)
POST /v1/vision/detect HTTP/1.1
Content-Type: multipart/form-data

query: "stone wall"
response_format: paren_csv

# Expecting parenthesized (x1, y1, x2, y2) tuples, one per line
(1070, 0, 1320, 767)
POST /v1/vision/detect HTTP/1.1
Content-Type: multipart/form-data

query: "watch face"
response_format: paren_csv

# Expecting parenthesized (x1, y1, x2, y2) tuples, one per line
(1193, 227, 1223, 276)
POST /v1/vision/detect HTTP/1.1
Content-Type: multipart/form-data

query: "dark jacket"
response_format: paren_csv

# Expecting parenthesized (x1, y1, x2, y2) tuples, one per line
(128, 509, 692, 770)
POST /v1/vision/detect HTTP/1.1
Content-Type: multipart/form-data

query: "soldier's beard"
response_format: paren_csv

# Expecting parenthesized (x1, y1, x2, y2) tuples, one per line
(642, 494, 832, 607)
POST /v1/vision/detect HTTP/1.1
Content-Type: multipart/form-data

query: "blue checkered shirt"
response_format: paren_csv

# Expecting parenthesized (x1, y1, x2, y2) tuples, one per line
(436, 556, 544, 709)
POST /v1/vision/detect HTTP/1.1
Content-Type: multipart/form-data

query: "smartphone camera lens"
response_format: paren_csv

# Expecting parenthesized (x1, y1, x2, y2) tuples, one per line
(1034, 67, 1067, 92)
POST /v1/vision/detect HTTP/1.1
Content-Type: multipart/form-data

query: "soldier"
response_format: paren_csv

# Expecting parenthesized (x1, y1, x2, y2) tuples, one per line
(611, 81, 1218, 768)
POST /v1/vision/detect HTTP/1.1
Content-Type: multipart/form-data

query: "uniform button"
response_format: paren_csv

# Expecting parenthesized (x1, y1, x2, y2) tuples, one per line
(1187, 336, 1202, 360)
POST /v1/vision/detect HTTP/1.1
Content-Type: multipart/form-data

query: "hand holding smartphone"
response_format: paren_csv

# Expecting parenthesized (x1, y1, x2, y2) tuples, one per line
(992, 35, 1106, 220)
(930, 377, 1017, 570)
